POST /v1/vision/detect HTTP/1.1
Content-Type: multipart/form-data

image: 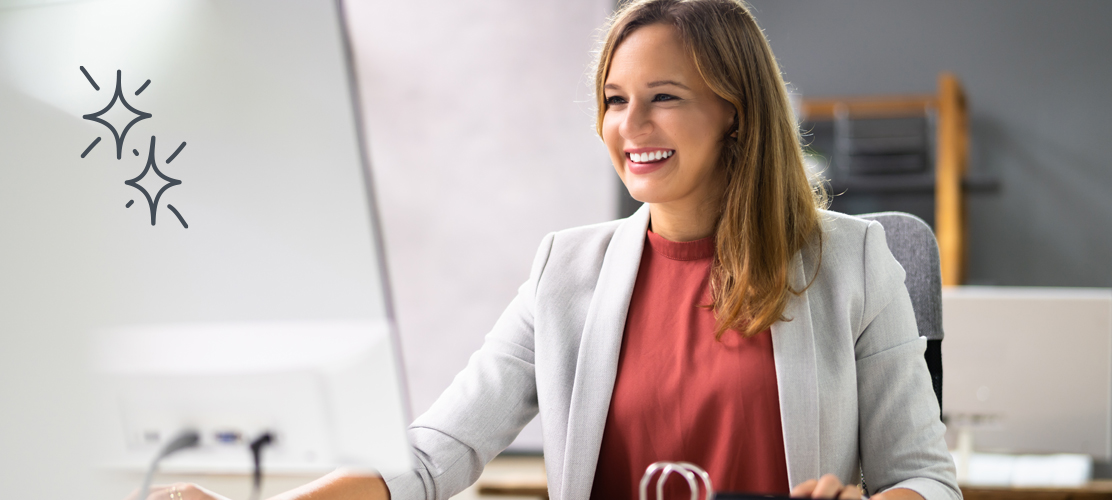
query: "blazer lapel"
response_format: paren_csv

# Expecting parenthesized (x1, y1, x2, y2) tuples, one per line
(771, 251, 821, 489)
(559, 203, 650, 500)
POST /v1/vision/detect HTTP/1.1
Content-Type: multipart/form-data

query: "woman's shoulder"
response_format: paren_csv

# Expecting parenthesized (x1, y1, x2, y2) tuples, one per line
(810, 209, 902, 279)
(524, 216, 638, 310)
(816, 209, 877, 243)
(545, 209, 648, 262)
(550, 217, 626, 245)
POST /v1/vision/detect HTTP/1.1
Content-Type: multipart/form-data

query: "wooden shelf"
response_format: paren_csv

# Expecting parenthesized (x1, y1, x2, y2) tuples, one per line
(802, 73, 969, 285)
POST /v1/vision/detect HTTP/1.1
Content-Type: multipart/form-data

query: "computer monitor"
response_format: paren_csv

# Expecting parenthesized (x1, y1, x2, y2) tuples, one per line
(0, 0, 411, 494)
(942, 286, 1112, 460)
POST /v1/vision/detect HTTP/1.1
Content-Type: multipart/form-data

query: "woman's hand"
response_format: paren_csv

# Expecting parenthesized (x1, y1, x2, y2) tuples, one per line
(126, 483, 231, 500)
(791, 476, 925, 500)
(790, 474, 863, 499)
(124, 471, 389, 500)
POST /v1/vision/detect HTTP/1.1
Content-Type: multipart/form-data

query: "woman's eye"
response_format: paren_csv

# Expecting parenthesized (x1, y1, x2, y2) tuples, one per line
(652, 93, 678, 102)
(605, 95, 627, 106)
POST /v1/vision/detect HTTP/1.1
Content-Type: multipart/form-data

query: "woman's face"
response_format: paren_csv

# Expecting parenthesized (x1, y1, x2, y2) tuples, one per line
(602, 22, 735, 211)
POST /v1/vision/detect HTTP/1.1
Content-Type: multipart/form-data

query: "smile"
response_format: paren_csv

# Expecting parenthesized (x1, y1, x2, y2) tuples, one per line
(626, 149, 674, 164)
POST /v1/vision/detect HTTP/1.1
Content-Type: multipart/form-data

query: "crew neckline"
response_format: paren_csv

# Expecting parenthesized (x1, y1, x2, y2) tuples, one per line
(645, 229, 715, 261)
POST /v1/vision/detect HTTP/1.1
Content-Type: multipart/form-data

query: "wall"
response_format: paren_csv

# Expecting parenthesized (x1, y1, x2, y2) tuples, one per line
(344, 0, 616, 450)
(747, 0, 1112, 287)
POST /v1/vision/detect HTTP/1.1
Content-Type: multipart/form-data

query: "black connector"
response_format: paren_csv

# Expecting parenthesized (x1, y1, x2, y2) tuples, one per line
(248, 431, 275, 500)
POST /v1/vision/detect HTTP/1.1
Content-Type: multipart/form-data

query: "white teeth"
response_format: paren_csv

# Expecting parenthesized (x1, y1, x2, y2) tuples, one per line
(629, 150, 676, 163)
(629, 150, 673, 163)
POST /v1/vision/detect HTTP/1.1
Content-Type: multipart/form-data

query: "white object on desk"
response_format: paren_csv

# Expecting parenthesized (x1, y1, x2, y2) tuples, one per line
(951, 452, 1092, 488)
(942, 286, 1112, 459)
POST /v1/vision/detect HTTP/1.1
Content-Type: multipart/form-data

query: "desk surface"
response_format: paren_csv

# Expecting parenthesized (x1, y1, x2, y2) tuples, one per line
(472, 455, 1112, 500)
(962, 482, 1112, 500)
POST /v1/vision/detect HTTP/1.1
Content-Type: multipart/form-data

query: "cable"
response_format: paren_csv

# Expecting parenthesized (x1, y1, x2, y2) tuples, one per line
(248, 432, 275, 500)
(137, 429, 200, 500)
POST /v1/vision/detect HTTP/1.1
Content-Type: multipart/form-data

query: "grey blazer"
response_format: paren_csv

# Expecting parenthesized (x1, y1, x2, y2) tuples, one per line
(385, 204, 960, 500)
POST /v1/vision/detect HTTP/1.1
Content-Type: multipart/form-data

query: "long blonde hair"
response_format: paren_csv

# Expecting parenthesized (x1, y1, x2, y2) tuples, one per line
(594, 0, 826, 338)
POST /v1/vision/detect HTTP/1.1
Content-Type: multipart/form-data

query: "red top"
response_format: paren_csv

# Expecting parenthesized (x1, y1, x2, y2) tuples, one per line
(589, 230, 790, 500)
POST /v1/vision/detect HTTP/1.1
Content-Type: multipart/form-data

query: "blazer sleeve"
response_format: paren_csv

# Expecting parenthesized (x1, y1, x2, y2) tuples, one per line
(384, 233, 555, 500)
(854, 222, 961, 500)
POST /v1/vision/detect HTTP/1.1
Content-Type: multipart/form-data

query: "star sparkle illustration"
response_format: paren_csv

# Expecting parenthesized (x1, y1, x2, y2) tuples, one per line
(125, 136, 189, 228)
(80, 67, 153, 160)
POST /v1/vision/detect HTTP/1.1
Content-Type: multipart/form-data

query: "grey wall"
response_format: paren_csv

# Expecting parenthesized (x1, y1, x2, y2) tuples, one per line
(747, 0, 1112, 287)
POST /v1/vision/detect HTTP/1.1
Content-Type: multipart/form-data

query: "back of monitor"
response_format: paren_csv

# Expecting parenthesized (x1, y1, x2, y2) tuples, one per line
(942, 287, 1112, 459)
(0, 0, 412, 495)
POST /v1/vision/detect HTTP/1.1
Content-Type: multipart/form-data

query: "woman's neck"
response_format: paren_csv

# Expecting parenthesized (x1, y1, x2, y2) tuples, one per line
(648, 199, 720, 242)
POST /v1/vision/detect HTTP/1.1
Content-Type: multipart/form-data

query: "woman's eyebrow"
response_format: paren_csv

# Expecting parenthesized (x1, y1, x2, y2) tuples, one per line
(647, 80, 690, 90)
(604, 80, 691, 92)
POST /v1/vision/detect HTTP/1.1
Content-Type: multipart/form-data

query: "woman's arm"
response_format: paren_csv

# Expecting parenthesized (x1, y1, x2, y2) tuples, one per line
(853, 222, 959, 500)
(134, 471, 389, 500)
(384, 233, 555, 499)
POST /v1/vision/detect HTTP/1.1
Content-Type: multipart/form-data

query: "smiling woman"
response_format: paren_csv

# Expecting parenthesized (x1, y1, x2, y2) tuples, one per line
(152, 1, 959, 500)
(595, 1, 824, 341)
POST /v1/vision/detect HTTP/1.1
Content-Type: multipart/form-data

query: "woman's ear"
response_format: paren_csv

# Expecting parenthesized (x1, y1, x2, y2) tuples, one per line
(729, 110, 739, 138)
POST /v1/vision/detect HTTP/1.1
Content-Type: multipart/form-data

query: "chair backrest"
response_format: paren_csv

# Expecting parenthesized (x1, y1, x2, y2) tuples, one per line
(857, 212, 944, 414)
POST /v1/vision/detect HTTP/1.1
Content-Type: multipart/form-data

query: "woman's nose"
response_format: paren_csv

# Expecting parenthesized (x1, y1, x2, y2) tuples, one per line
(619, 100, 652, 139)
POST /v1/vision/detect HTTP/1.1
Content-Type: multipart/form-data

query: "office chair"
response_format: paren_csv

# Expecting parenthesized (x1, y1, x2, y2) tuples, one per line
(858, 212, 944, 418)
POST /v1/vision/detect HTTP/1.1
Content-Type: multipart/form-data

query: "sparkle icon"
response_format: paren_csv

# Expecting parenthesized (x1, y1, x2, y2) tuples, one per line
(125, 136, 189, 228)
(80, 66, 152, 160)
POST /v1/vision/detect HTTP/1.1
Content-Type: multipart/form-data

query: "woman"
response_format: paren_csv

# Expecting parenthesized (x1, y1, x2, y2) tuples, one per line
(150, 0, 958, 499)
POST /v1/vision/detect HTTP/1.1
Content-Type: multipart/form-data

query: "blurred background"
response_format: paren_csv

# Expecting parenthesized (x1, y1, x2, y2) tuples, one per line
(748, 0, 1112, 288)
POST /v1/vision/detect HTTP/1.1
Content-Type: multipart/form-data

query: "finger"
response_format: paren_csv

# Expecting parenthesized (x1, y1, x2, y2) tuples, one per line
(167, 483, 194, 500)
(813, 474, 844, 499)
(838, 484, 863, 500)
(791, 479, 818, 498)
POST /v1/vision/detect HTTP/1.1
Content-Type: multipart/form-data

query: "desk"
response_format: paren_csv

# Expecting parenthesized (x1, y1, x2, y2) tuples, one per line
(472, 456, 1112, 500)
(472, 455, 548, 499)
(961, 482, 1112, 500)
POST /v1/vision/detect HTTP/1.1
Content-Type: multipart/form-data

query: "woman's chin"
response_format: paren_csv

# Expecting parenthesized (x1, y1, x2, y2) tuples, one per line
(621, 188, 669, 205)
